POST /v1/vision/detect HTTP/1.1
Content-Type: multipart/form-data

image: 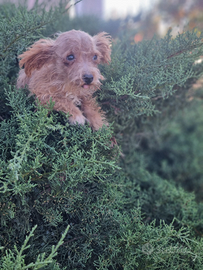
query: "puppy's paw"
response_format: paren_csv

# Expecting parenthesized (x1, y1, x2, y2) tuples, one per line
(69, 114, 86, 126)
(91, 119, 109, 131)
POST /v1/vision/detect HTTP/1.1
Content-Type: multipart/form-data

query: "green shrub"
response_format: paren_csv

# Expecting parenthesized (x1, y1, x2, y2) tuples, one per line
(1, 1, 203, 269)
(144, 91, 203, 201)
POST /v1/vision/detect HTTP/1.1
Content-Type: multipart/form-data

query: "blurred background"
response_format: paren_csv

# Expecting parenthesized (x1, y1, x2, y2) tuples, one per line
(1, 0, 203, 40)
(2, 0, 203, 37)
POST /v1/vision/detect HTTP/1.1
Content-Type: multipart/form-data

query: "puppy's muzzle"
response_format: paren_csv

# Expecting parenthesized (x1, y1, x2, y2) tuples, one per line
(83, 74, 93, 85)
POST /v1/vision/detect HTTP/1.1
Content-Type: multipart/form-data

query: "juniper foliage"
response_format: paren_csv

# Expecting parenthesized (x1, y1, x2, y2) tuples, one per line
(1, 2, 203, 270)
(99, 29, 203, 132)
(144, 89, 203, 201)
(0, 225, 70, 270)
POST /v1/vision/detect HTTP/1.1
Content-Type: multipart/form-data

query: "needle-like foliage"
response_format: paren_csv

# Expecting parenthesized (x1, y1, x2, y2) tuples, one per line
(1, 1, 203, 270)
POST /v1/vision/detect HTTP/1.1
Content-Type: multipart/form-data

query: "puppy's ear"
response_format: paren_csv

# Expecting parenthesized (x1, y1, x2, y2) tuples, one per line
(18, 39, 54, 77)
(93, 32, 111, 64)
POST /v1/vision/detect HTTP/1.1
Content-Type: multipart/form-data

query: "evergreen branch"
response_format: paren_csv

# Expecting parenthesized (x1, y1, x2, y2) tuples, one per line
(0, 225, 70, 270)
(1, 1, 75, 56)
(2, 22, 49, 55)
(42, 225, 70, 262)
(15, 225, 38, 268)
(142, 42, 203, 71)
(166, 42, 203, 59)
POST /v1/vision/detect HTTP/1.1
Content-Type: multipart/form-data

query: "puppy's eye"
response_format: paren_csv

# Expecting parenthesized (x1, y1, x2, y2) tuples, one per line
(93, 55, 97, 60)
(67, 54, 75, 61)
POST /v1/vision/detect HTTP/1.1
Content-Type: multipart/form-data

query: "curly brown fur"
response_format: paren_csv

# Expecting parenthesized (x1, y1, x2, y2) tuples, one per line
(17, 30, 111, 130)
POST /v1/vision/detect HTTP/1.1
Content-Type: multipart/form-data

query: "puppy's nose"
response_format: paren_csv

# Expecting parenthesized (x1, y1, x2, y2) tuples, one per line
(83, 74, 93, 85)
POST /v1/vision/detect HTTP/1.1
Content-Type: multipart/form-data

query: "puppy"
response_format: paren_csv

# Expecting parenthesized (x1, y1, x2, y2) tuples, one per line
(17, 30, 111, 130)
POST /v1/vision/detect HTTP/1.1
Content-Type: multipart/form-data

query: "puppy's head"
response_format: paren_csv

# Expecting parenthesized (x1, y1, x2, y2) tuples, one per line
(18, 30, 111, 90)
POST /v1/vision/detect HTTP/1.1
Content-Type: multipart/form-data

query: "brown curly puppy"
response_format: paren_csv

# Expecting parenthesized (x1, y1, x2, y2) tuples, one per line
(17, 30, 111, 130)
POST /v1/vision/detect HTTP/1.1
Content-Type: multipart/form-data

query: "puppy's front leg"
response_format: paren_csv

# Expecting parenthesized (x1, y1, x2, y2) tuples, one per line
(81, 97, 108, 130)
(52, 98, 86, 125)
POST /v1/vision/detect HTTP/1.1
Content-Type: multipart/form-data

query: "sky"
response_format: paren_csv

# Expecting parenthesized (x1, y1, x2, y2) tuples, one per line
(104, 0, 157, 19)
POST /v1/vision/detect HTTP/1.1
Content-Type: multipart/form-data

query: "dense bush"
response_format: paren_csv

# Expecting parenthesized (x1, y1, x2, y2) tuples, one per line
(1, 1, 203, 269)
(144, 91, 203, 201)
